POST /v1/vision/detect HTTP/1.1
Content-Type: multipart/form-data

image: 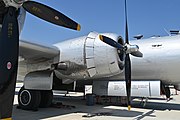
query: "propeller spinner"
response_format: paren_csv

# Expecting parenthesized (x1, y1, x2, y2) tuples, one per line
(0, 0, 81, 119)
(99, 0, 143, 111)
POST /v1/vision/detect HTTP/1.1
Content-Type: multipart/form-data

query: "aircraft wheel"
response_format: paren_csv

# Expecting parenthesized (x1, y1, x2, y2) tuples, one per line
(18, 86, 41, 111)
(39, 90, 53, 108)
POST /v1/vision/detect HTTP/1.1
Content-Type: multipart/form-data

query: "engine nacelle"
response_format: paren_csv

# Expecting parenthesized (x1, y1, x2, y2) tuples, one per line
(24, 70, 53, 90)
(54, 32, 124, 81)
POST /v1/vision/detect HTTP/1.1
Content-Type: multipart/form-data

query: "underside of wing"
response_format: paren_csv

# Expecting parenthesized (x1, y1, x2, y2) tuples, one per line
(19, 40, 60, 63)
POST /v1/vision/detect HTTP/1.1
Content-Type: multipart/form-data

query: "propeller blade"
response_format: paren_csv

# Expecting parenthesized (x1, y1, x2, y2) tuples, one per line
(0, 6, 19, 119)
(125, 54, 131, 111)
(99, 35, 123, 49)
(125, 0, 129, 44)
(23, 1, 81, 31)
(124, 0, 131, 111)
(131, 51, 143, 57)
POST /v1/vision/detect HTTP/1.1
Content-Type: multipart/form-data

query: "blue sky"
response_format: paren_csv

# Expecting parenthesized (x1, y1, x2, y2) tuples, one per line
(20, 0, 180, 45)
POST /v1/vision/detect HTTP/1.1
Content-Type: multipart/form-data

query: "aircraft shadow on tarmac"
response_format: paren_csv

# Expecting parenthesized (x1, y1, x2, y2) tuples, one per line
(13, 95, 143, 119)
(12, 94, 180, 120)
(132, 100, 180, 111)
(13, 84, 180, 120)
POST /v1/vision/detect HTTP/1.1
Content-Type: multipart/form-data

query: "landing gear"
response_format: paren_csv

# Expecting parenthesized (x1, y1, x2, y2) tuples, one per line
(39, 90, 53, 108)
(161, 83, 171, 100)
(164, 87, 170, 100)
(18, 86, 41, 111)
(18, 86, 53, 110)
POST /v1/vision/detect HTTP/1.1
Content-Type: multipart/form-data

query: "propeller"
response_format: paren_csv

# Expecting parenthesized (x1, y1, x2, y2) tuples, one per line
(22, 1, 81, 31)
(99, 0, 143, 111)
(0, 6, 19, 119)
(0, 1, 81, 119)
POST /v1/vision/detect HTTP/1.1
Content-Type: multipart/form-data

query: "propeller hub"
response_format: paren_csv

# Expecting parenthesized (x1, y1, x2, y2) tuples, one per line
(125, 44, 139, 54)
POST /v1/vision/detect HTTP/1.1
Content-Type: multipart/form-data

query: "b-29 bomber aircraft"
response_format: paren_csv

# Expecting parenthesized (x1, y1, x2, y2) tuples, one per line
(0, 0, 179, 119)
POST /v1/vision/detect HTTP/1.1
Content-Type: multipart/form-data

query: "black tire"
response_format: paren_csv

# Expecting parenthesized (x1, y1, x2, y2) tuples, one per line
(39, 90, 53, 108)
(18, 86, 41, 111)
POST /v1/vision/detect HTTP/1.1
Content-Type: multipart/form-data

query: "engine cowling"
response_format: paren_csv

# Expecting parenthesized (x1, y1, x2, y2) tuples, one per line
(53, 32, 124, 81)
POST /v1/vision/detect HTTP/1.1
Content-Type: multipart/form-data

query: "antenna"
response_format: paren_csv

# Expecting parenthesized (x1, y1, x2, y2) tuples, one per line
(163, 28, 171, 36)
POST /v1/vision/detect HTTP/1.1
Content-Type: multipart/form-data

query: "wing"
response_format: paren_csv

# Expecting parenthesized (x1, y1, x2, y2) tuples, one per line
(19, 40, 60, 63)
(18, 40, 60, 80)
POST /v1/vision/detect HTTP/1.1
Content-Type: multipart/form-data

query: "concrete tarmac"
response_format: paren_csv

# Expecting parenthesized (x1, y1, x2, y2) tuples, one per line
(12, 83, 180, 120)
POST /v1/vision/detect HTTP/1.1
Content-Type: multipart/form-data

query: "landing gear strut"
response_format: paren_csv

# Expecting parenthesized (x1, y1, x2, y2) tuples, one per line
(161, 83, 170, 100)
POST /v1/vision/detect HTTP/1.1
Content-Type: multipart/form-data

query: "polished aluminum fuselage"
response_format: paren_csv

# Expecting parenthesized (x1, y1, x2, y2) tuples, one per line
(54, 32, 180, 86)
